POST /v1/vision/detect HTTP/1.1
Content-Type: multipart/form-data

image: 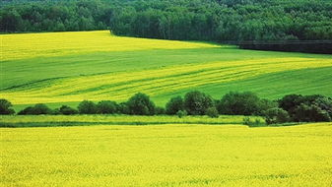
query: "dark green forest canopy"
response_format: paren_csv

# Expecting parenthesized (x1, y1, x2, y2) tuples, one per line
(1, 0, 332, 52)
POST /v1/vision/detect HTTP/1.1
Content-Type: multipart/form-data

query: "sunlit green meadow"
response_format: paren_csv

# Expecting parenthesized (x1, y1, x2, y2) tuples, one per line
(1, 123, 332, 187)
(0, 115, 258, 127)
(1, 30, 332, 187)
(1, 31, 332, 108)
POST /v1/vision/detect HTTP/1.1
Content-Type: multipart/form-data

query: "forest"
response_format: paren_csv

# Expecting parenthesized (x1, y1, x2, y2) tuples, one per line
(1, 0, 332, 53)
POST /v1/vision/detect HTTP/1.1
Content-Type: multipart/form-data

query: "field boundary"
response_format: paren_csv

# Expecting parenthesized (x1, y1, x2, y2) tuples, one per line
(0, 121, 312, 128)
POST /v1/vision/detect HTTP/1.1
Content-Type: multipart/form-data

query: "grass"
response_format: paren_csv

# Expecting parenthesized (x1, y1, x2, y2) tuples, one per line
(1, 30, 332, 186)
(1, 123, 332, 187)
(0, 115, 264, 128)
(1, 30, 332, 109)
(2, 30, 219, 61)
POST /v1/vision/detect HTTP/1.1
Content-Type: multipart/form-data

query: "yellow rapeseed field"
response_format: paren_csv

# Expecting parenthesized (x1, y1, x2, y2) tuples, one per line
(1, 31, 332, 106)
(1, 123, 332, 187)
(0, 115, 251, 125)
(1, 30, 218, 61)
(3, 57, 332, 105)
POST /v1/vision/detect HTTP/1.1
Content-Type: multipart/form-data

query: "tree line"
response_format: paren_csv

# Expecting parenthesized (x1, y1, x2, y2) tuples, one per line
(1, 91, 332, 124)
(1, 0, 331, 53)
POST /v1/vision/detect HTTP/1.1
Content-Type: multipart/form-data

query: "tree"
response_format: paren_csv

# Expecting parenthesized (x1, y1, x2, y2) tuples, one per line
(278, 94, 331, 121)
(118, 102, 129, 114)
(155, 106, 165, 115)
(263, 107, 290, 124)
(1, 9, 24, 32)
(18, 107, 34, 115)
(177, 110, 187, 118)
(96, 100, 118, 114)
(278, 94, 322, 114)
(256, 99, 278, 115)
(218, 92, 260, 115)
(184, 91, 214, 115)
(31, 104, 53, 115)
(1, 0, 332, 54)
(127, 93, 155, 115)
(165, 96, 184, 115)
(78, 100, 97, 114)
(294, 104, 331, 122)
(18, 104, 52, 115)
(59, 105, 78, 115)
(206, 107, 219, 118)
(0, 99, 15, 115)
(314, 96, 332, 118)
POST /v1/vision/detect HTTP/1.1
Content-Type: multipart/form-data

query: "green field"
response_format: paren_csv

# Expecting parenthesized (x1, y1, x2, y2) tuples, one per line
(1, 30, 332, 109)
(0, 115, 262, 128)
(1, 123, 332, 187)
(1, 30, 332, 187)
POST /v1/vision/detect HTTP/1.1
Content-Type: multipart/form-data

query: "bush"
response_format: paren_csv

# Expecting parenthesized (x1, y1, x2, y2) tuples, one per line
(294, 104, 331, 122)
(242, 117, 262, 126)
(177, 110, 187, 118)
(18, 104, 52, 115)
(256, 99, 278, 115)
(52, 108, 61, 115)
(118, 102, 129, 114)
(165, 96, 184, 115)
(206, 107, 219, 118)
(263, 107, 290, 124)
(279, 94, 331, 122)
(218, 91, 261, 115)
(0, 99, 15, 115)
(184, 91, 214, 115)
(314, 96, 332, 118)
(278, 94, 324, 114)
(127, 93, 155, 115)
(155, 106, 165, 115)
(78, 100, 97, 114)
(96, 100, 118, 114)
(243, 117, 252, 125)
(59, 105, 78, 115)
(18, 107, 32, 115)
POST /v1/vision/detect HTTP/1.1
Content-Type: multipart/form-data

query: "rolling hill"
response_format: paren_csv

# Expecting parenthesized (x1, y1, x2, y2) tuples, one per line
(1, 30, 332, 109)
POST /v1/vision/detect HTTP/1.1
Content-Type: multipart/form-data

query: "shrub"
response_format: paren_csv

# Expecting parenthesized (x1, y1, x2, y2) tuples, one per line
(18, 107, 33, 115)
(263, 107, 290, 124)
(78, 100, 97, 114)
(278, 94, 324, 114)
(294, 104, 331, 122)
(59, 105, 78, 115)
(279, 94, 331, 122)
(96, 100, 118, 114)
(52, 108, 61, 115)
(33, 104, 52, 114)
(184, 91, 214, 115)
(155, 106, 165, 115)
(165, 96, 184, 115)
(177, 110, 187, 118)
(127, 93, 155, 115)
(218, 91, 261, 115)
(256, 99, 278, 115)
(118, 102, 129, 114)
(18, 104, 52, 115)
(314, 96, 332, 118)
(243, 117, 263, 126)
(0, 99, 15, 115)
(206, 107, 219, 118)
(243, 117, 252, 125)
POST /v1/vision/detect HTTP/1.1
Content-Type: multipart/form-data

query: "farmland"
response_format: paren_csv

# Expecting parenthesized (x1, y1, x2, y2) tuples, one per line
(1, 31, 332, 109)
(1, 123, 332, 187)
(1, 30, 332, 187)
(0, 115, 259, 127)
(2, 0, 332, 185)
